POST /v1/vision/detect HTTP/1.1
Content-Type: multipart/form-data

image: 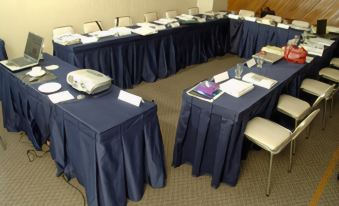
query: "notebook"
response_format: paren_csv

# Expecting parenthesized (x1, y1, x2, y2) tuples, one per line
(1, 32, 44, 72)
(252, 51, 282, 64)
(186, 80, 224, 102)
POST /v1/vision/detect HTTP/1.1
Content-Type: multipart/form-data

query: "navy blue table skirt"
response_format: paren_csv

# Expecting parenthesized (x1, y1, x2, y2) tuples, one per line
(0, 54, 166, 206)
(172, 39, 339, 188)
(53, 19, 230, 89)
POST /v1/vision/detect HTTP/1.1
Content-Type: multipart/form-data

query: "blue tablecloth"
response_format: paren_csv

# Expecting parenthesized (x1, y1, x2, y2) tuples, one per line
(53, 19, 230, 88)
(238, 21, 302, 58)
(172, 39, 339, 188)
(0, 54, 166, 206)
(173, 60, 304, 187)
(0, 38, 8, 60)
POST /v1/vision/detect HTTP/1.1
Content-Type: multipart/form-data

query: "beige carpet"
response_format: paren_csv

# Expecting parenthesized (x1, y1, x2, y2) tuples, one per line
(0, 54, 338, 205)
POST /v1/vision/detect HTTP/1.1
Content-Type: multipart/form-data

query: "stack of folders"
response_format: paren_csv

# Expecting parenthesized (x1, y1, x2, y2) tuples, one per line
(219, 78, 254, 98)
(242, 72, 277, 89)
(186, 80, 224, 102)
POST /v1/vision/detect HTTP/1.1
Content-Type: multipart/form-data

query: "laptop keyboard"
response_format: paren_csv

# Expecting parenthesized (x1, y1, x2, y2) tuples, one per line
(10, 57, 34, 67)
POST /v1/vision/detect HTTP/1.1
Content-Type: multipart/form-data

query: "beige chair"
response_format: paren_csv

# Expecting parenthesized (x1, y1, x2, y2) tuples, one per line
(83, 21, 103, 33)
(319, 67, 339, 116)
(330, 57, 339, 68)
(114, 16, 132, 27)
(165, 10, 177, 18)
(144, 12, 158, 22)
(291, 20, 310, 30)
(52, 26, 75, 38)
(239, 9, 255, 17)
(244, 109, 320, 196)
(263, 14, 282, 23)
(300, 79, 335, 129)
(188, 7, 199, 15)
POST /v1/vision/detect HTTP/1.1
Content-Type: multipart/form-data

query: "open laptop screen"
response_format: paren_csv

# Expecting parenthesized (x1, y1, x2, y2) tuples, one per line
(24, 32, 43, 60)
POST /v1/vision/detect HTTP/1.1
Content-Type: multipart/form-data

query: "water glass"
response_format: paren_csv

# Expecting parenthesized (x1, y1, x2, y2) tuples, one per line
(256, 57, 264, 68)
(235, 63, 243, 79)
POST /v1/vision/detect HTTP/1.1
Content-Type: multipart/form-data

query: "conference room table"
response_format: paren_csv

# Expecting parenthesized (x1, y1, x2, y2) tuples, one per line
(0, 54, 166, 206)
(53, 18, 230, 89)
(172, 39, 339, 188)
(53, 17, 305, 89)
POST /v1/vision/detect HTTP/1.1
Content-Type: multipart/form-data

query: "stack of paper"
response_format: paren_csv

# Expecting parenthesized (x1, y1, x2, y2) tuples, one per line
(132, 27, 158, 36)
(219, 78, 254, 98)
(137, 22, 166, 31)
(242, 73, 277, 89)
(308, 37, 335, 47)
(88, 30, 116, 38)
(244, 16, 256, 22)
(53, 34, 82, 45)
(48, 91, 74, 104)
(301, 43, 324, 56)
(80, 35, 98, 44)
(228, 14, 239, 20)
(154, 18, 178, 25)
(277, 23, 289, 29)
(108, 27, 132, 36)
(176, 14, 195, 21)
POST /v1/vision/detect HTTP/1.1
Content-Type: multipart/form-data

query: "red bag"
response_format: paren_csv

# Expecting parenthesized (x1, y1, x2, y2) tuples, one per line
(284, 45, 307, 64)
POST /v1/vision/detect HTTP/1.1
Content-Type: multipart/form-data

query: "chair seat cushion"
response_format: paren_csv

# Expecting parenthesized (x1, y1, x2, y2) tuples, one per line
(277, 94, 310, 120)
(244, 117, 292, 153)
(319, 67, 339, 83)
(301, 79, 332, 97)
(330, 58, 339, 68)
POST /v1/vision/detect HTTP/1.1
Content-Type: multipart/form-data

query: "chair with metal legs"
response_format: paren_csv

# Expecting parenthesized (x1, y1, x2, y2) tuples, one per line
(300, 78, 335, 130)
(244, 109, 320, 196)
(319, 67, 339, 117)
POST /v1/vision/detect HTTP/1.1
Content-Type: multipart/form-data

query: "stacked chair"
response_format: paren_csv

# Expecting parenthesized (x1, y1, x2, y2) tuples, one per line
(83, 21, 103, 33)
(114, 16, 132, 27)
(144, 12, 158, 22)
(165, 10, 177, 18)
(52, 26, 75, 38)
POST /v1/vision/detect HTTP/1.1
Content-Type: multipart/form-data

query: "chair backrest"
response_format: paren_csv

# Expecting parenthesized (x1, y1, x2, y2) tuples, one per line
(83, 21, 103, 33)
(312, 94, 325, 108)
(291, 109, 320, 140)
(263, 14, 282, 23)
(52, 26, 74, 38)
(165, 10, 177, 18)
(115, 16, 132, 27)
(188, 7, 199, 15)
(324, 84, 336, 100)
(144, 12, 158, 22)
(239, 9, 255, 17)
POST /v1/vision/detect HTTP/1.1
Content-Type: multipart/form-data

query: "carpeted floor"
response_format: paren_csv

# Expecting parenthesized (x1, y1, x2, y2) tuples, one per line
(0, 54, 338, 205)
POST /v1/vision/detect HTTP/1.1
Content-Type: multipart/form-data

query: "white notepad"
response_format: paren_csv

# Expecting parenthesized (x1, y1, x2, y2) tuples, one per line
(242, 73, 277, 89)
(219, 78, 254, 98)
(48, 91, 74, 104)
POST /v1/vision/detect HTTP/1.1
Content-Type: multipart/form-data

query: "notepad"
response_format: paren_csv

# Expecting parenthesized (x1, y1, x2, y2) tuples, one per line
(132, 27, 157, 36)
(242, 73, 277, 89)
(219, 78, 254, 98)
(48, 91, 74, 104)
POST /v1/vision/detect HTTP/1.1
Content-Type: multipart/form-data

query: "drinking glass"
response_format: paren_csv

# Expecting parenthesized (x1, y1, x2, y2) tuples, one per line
(256, 57, 264, 68)
(235, 63, 243, 79)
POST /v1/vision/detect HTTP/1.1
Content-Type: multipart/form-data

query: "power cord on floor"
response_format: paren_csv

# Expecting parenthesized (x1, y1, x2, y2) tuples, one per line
(26, 149, 50, 162)
(61, 174, 86, 206)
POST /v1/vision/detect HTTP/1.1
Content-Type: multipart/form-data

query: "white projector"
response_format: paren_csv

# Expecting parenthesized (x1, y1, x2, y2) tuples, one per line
(66, 69, 112, 94)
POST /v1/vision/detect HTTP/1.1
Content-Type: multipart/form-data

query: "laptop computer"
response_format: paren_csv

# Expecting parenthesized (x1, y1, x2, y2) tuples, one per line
(0, 32, 44, 72)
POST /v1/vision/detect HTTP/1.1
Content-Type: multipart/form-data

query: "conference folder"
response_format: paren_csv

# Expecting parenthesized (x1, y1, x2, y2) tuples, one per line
(186, 80, 223, 102)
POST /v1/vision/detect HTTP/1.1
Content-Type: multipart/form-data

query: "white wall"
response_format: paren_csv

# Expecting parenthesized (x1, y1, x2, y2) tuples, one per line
(197, 0, 227, 13)
(0, 0, 196, 58)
